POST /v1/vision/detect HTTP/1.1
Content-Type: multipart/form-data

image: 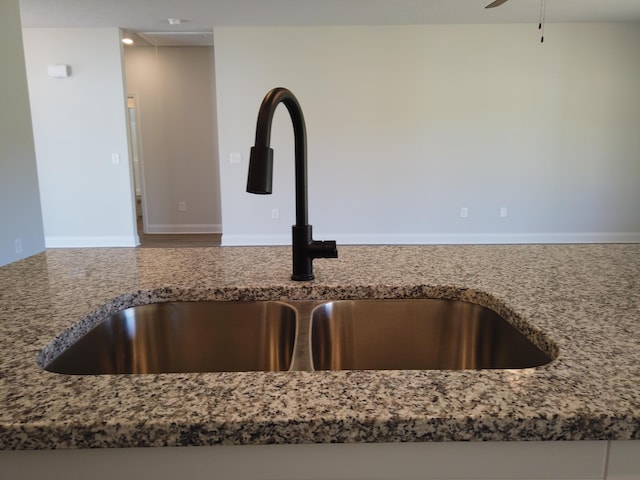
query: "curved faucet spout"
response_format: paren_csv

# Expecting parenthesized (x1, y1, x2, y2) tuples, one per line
(247, 87, 309, 226)
(246, 87, 338, 281)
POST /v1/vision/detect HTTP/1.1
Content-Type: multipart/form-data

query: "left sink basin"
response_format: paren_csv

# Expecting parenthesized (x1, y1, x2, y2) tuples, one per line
(45, 301, 297, 374)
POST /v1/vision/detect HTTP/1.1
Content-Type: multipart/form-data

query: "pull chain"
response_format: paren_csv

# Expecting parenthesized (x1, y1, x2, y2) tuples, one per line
(539, 0, 546, 43)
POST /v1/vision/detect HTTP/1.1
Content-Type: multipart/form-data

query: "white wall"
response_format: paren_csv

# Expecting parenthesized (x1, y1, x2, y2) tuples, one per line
(214, 24, 640, 246)
(0, 0, 45, 266)
(22, 28, 137, 247)
(124, 46, 221, 234)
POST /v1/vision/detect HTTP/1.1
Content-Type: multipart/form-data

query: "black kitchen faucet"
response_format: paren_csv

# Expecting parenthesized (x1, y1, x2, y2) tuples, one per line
(247, 87, 338, 281)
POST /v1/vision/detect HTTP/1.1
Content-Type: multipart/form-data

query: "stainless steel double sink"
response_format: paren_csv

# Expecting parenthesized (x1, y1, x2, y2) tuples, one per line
(44, 299, 552, 375)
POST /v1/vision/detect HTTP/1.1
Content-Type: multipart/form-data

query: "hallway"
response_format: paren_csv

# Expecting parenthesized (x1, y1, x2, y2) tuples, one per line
(137, 218, 221, 247)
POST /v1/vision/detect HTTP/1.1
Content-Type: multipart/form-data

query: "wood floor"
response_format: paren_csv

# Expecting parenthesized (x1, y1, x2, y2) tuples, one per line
(137, 218, 221, 248)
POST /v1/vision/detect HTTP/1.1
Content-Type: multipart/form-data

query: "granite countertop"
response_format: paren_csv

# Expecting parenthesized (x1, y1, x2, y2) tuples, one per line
(1, 244, 639, 449)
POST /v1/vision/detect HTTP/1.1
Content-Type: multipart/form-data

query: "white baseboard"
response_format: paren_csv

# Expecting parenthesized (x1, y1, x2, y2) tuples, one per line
(222, 232, 640, 246)
(145, 224, 222, 234)
(44, 231, 640, 248)
(45, 236, 139, 248)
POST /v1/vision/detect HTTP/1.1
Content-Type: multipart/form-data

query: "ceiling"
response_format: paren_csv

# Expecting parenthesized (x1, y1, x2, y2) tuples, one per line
(18, 0, 640, 47)
(19, 0, 640, 30)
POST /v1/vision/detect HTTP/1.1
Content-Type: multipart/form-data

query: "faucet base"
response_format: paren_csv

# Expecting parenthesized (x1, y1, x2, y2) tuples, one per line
(291, 272, 315, 281)
(292, 225, 315, 281)
(291, 225, 338, 281)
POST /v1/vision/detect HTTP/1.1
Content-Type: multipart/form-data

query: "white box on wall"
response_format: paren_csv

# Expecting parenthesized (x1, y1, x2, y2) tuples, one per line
(47, 64, 70, 78)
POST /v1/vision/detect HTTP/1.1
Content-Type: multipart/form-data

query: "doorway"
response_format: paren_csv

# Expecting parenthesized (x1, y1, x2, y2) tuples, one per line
(122, 39, 222, 247)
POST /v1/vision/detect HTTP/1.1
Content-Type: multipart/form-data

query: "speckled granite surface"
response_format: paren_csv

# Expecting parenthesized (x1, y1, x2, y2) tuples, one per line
(1, 244, 639, 449)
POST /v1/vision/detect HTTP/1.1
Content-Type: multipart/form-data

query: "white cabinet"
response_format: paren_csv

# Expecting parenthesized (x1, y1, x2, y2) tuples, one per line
(1, 440, 638, 480)
(607, 441, 640, 480)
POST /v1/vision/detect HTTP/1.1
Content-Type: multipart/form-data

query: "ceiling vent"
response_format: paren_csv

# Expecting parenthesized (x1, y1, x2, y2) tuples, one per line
(136, 31, 213, 47)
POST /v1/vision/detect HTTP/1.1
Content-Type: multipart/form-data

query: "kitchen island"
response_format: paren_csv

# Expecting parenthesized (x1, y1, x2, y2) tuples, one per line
(1, 244, 639, 478)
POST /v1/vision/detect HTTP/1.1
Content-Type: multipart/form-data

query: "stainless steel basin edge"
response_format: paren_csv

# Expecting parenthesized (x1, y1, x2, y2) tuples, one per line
(39, 296, 557, 375)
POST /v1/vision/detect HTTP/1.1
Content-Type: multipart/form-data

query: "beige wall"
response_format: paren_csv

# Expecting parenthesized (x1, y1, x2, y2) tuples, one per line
(214, 24, 640, 245)
(124, 46, 221, 234)
(0, 0, 44, 266)
(22, 27, 138, 247)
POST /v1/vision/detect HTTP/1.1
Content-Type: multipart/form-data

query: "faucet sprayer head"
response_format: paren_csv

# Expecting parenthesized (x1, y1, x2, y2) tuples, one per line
(247, 146, 274, 194)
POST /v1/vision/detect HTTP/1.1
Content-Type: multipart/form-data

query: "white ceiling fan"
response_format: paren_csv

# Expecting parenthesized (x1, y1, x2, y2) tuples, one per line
(485, 0, 510, 7)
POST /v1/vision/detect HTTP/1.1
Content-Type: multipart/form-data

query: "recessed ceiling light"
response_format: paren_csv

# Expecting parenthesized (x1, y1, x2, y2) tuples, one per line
(122, 38, 134, 45)
(168, 18, 182, 25)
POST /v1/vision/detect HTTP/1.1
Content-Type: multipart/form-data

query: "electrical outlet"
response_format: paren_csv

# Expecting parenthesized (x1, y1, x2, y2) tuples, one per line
(178, 202, 186, 212)
(500, 207, 508, 218)
(460, 207, 468, 218)
(230, 153, 242, 164)
(271, 208, 280, 219)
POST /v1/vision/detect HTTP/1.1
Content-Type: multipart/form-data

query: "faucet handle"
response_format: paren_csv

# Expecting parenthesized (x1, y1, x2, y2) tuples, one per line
(309, 240, 338, 259)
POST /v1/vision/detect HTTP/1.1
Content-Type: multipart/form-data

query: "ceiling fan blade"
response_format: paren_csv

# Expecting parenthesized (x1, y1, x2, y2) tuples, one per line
(485, 0, 510, 8)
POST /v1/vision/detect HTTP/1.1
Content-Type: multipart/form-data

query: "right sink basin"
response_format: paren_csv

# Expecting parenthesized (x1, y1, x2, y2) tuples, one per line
(310, 299, 551, 370)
